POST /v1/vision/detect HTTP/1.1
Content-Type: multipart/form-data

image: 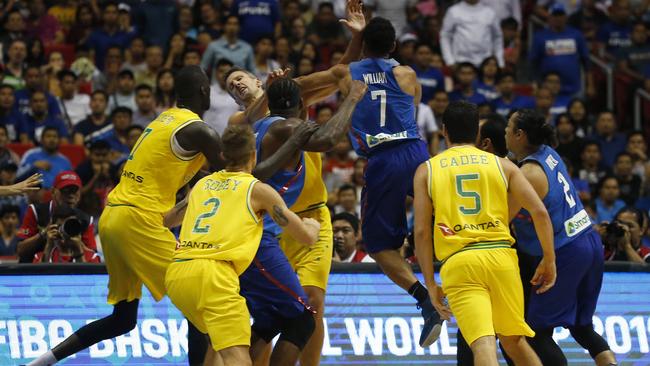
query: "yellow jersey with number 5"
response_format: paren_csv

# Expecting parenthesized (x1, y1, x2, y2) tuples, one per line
(174, 171, 262, 275)
(107, 108, 207, 213)
(427, 145, 514, 262)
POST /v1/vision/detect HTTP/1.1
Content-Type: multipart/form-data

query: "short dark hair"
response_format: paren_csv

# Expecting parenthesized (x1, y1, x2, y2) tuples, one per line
(221, 124, 255, 167)
(456, 62, 476, 73)
(615, 151, 633, 163)
(479, 113, 507, 157)
(182, 48, 201, 58)
(362, 17, 396, 56)
(615, 206, 646, 227)
(596, 175, 618, 194)
(88, 139, 111, 151)
(118, 69, 134, 79)
(175, 65, 209, 101)
(332, 212, 359, 233)
(91, 90, 108, 100)
(543, 71, 561, 80)
(442, 101, 479, 144)
(216, 58, 234, 69)
(127, 125, 144, 134)
(627, 130, 645, 142)
(0, 205, 20, 218)
(338, 183, 356, 196)
(497, 71, 516, 83)
(135, 84, 153, 94)
(512, 109, 557, 146)
(111, 106, 133, 117)
(267, 77, 301, 115)
(318, 2, 334, 12)
(223, 66, 255, 87)
(41, 126, 60, 137)
(0, 84, 15, 92)
(581, 141, 600, 154)
(255, 35, 274, 46)
(501, 17, 519, 29)
(56, 69, 79, 81)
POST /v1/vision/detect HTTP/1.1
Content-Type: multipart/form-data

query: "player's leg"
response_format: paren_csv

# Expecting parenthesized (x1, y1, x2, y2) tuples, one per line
(570, 231, 616, 366)
(218, 346, 252, 366)
(187, 321, 208, 366)
(300, 286, 324, 366)
(526, 328, 567, 366)
(497, 335, 541, 366)
(469, 336, 499, 366)
(362, 141, 441, 346)
(456, 330, 475, 366)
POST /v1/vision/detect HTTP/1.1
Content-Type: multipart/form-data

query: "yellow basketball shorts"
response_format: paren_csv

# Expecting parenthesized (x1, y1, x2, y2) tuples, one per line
(279, 205, 332, 290)
(99, 205, 176, 304)
(165, 259, 250, 352)
(440, 247, 535, 346)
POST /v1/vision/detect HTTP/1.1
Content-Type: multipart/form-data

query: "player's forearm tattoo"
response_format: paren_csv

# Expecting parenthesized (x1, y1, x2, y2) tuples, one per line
(272, 205, 289, 226)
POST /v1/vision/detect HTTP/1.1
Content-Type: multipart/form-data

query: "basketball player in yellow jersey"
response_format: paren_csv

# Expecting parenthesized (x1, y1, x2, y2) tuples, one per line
(27, 66, 225, 366)
(163, 125, 320, 366)
(413, 101, 557, 366)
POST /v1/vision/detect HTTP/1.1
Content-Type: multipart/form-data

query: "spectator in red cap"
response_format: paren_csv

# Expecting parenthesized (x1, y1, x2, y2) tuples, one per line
(16, 170, 97, 263)
(33, 205, 100, 263)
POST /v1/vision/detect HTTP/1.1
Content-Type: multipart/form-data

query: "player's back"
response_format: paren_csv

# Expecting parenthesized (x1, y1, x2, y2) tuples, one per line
(512, 145, 591, 256)
(174, 170, 262, 275)
(108, 108, 207, 214)
(427, 146, 514, 262)
(349, 58, 420, 156)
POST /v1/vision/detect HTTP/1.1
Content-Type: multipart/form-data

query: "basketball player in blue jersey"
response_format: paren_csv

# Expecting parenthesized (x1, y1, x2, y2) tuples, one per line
(236, 78, 367, 366)
(506, 109, 618, 366)
(311, 16, 443, 346)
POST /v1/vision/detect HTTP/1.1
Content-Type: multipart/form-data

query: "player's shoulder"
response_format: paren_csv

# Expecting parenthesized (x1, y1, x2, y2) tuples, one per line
(163, 108, 203, 126)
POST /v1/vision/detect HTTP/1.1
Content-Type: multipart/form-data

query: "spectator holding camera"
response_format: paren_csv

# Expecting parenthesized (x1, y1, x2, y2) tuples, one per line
(33, 205, 100, 263)
(600, 207, 650, 264)
(16, 171, 97, 263)
(332, 212, 373, 263)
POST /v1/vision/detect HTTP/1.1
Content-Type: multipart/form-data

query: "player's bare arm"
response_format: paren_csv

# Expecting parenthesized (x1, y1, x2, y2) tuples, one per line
(163, 194, 191, 229)
(251, 182, 320, 246)
(394, 66, 422, 105)
(502, 158, 557, 294)
(175, 122, 225, 170)
(413, 163, 452, 320)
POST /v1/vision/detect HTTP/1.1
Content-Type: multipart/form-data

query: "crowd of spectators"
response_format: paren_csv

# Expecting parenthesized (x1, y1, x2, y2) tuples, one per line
(0, 0, 648, 265)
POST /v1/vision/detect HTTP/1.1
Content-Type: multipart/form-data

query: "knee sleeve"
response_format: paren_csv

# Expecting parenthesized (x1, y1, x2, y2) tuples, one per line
(75, 300, 139, 349)
(528, 328, 567, 366)
(569, 325, 611, 358)
(278, 309, 315, 350)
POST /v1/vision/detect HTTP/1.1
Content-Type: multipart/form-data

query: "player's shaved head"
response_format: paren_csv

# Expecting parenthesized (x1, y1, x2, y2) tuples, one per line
(175, 65, 210, 115)
(363, 17, 396, 57)
(442, 101, 479, 144)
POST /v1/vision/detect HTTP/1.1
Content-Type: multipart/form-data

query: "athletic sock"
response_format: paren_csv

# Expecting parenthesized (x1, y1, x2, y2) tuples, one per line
(408, 281, 429, 303)
(26, 350, 57, 366)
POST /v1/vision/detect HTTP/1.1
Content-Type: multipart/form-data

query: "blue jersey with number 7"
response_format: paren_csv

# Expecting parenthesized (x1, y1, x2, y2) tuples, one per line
(349, 58, 420, 157)
(512, 145, 593, 256)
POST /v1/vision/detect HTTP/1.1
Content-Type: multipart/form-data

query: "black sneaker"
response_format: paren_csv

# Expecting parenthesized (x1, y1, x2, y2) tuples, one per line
(417, 296, 444, 347)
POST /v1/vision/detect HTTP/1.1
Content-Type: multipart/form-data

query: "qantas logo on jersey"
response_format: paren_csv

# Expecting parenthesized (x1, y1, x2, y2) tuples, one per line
(362, 72, 387, 85)
(437, 223, 455, 236)
(121, 169, 144, 183)
(453, 220, 502, 233)
(176, 240, 221, 250)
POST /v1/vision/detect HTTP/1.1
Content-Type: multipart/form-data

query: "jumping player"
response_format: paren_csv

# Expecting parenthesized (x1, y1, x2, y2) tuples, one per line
(27, 66, 224, 366)
(164, 125, 320, 366)
(413, 101, 556, 366)
(506, 109, 617, 366)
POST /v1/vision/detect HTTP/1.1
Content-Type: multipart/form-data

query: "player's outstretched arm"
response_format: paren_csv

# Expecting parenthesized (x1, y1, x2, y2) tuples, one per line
(301, 79, 366, 151)
(251, 182, 320, 246)
(252, 121, 319, 181)
(163, 194, 190, 229)
(502, 158, 557, 294)
(413, 163, 452, 320)
(0, 173, 42, 196)
(175, 122, 225, 171)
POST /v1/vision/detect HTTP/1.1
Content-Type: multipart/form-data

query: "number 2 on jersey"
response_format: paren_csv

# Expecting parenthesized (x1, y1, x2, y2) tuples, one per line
(557, 172, 576, 208)
(128, 127, 153, 160)
(192, 197, 221, 233)
(371, 90, 387, 127)
(456, 174, 481, 215)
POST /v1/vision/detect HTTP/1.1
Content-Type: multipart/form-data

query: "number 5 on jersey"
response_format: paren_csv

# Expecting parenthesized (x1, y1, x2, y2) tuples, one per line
(456, 174, 481, 215)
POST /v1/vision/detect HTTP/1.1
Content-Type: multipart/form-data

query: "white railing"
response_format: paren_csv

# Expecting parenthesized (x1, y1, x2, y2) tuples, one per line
(634, 89, 650, 131)
(588, 54, 614, 111)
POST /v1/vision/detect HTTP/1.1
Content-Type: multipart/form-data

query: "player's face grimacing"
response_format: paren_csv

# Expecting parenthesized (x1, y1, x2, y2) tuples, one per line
(226, 71, 262, 106)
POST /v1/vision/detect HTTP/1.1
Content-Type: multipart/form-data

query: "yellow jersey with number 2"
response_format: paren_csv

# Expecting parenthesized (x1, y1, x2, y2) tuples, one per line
(427, 145, 514, 262)
(107, 108, 207, 213)
(174, 171, 262, 275)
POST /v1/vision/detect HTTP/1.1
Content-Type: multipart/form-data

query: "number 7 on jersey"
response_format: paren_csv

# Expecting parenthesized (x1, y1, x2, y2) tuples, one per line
(371, 90, 387, 127)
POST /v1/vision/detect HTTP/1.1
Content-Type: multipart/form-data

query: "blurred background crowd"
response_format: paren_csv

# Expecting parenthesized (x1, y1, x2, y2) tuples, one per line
(0, 0, 648, 265)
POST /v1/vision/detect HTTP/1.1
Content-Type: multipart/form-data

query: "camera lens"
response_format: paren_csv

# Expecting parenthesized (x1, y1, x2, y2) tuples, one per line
(61, 218, 83, 237)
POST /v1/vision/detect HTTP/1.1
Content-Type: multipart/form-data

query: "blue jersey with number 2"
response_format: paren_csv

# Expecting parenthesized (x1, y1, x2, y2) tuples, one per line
(512, 145, 592, 256)
(349, 58, 420, 156)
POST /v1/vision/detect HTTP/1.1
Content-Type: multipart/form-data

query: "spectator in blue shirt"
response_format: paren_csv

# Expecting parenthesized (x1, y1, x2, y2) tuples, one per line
(596, 0, 632, 55)
(201, 15, 255, 74)
(0, 84, 25, 142)
(542, 72, 572, 119)
(530, 4, 593, 97)
(590, 110, 628, 169)
(87, 106, 132, 161)
(475, 56, 500, 101)
(13, 66, 61, 118)
(617, 22, 650, 88)
(232, 0, 281, 44)
(412, 43, 445, 104)
(595, 176, 627, 223)
(21, 91, 68, 144)
(133, 0, 176, 47)
(17, 126, 72, 189)
(491, 72, 535, 117)
(85, 2, 132, 71)
(448, 62, 488, 105)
